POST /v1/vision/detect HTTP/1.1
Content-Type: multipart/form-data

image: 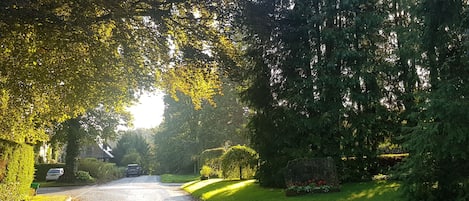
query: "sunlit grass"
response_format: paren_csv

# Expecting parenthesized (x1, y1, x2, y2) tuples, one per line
(183, 179, 402, 201)
(30, 195, 69, 201)
(160, 174, 200, 183)
(345, 182, 400, 200)
(203, 180, 255, 199)
(183, 178, 224, 192)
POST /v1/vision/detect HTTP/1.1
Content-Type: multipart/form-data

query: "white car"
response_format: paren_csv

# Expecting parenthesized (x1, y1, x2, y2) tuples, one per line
(45, 168, 64, 181)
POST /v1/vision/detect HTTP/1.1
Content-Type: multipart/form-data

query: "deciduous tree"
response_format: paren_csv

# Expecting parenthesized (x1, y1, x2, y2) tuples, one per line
(51, 107, 129, 182)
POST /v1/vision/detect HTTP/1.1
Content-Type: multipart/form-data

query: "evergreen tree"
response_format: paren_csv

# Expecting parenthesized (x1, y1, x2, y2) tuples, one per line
(237, 0, 393, 187)
(400, 1, 469, 200)
(114, 130, 153, 173)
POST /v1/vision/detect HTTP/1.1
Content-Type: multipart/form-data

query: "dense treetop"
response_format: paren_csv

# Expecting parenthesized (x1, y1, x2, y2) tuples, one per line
(0, 0, 237, 143)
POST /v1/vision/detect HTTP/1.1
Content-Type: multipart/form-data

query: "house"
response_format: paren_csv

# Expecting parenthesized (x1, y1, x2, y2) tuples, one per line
(80, 136, 114, 162)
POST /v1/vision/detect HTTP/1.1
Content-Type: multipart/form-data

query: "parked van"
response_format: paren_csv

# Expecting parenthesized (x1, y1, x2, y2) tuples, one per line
(126, 164, 141, 177)
(45, 168, 64, 181)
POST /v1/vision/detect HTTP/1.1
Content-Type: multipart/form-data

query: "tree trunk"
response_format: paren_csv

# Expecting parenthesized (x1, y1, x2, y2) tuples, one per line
(239, 165, 243, 180)
(60, 118, 81, 182)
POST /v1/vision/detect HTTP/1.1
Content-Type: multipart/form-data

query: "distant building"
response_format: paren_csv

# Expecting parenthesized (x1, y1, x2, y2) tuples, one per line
(80, 136, 114, 162)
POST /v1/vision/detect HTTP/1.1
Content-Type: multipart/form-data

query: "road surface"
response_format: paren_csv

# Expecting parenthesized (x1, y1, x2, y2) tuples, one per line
(38, 175, 195, 201)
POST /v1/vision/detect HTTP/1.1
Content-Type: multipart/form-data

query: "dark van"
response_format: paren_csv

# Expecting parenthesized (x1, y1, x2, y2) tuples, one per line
(126, 164, 141, 177)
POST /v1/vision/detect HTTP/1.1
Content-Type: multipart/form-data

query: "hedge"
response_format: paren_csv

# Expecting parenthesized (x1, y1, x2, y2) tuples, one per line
(78, 158, 123, 183)
(34, 163, 66, 182)
(0, 139, 35, 201)
(338, 154, 407, 182)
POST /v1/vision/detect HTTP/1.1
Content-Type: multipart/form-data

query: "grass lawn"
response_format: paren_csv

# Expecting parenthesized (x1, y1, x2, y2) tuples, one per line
(160, 174, 200, 183)
(30, 195, 70, 201)
(183, 179, 402, 201)
(35, 181, 93, 188)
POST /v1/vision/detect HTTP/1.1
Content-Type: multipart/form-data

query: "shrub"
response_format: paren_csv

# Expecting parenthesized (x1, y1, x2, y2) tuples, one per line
(78, 158, 122, 183)
(221, 145, 258, 180)
(200, 165, 212, 180)
(337, 157, 373, 182)
(337, 155, 405, 183)
(199, 147, 225, 178)
(0, 140, 34, 201)
(75, 171, 95, 183)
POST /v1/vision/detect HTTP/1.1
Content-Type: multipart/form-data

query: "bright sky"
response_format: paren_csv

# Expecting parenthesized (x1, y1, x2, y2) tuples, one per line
(127, 92, 165, 129)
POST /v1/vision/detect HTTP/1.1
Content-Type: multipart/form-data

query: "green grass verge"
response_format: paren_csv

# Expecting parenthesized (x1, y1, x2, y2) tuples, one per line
(183, 179, 402, 201)
(35, 181, 92, 188)
(31, 195, 69, 201)
(160, 174, 200, 183)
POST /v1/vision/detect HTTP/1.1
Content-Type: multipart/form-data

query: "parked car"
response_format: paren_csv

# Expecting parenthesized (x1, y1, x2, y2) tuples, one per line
(126, 164, 141, 177)
(45, 168, 64, 181)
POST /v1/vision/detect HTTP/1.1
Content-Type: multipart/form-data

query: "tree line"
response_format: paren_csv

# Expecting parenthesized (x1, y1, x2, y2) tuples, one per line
(234, 1, 469, 200)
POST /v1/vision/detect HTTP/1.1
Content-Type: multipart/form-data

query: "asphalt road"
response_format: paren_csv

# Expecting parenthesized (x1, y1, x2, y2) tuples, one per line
(38, 175, 195, 201)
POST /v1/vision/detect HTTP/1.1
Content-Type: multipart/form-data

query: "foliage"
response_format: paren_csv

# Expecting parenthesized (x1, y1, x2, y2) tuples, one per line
(220, 145, 258, 180)
(199, 147, 226, 178)
(0, 140, 34, 201)
(200, 166, 213, 179)
(0, 1, 158, 144)
(120, 152, 142, 166)
(398, 1, 469, 200)
(0, 0, 240, 142)
(52, 107, 128, 182)
(0, 0, 236, 198)
(77, 158, 122, 183)
(236, 0, 394, 187)
(113, 129, 152, 173)
(337, 155, 405, 183)
(75, 171, 95, 183)
(154, 86, 248, 174)
(183, 179, 402, 201)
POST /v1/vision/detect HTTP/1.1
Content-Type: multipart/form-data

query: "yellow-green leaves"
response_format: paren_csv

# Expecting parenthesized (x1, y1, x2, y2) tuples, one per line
(92, 21, 117, 44)
(163, 65, 222, 109)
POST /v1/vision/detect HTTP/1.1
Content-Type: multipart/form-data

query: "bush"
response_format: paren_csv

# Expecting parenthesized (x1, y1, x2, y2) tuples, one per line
(75, 171, 95, 183)
(78, 158, 123, 183)
(221, 145, 258, 180)
(0, 140, 35, 201)
(338, 157, 373, 182)
(199, 147, 225, 178)
(338, 155, 405, 183)
(200, 165, 212, 180)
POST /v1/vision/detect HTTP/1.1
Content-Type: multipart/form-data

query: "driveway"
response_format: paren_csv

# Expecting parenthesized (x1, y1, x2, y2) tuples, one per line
(38, 175, 195, 201)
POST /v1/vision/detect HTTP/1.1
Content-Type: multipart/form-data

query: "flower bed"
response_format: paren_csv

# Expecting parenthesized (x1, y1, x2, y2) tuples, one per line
(285, 179, 340, 196)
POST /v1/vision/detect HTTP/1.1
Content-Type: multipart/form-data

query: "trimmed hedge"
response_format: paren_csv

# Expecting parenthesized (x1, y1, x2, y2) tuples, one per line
(338, 154, 406, 182)
(0, 140, 35, 201)
(34, 163, 66, 182)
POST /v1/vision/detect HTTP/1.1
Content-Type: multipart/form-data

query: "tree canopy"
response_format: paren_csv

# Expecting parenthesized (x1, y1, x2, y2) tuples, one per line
(153, 83, 248, 174)
(114, 129, 153, 173)
(233, 2, 469, 200)
(0, 0, 237, 144)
